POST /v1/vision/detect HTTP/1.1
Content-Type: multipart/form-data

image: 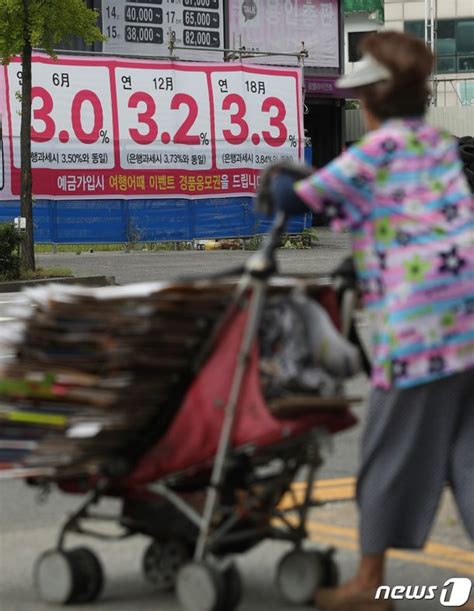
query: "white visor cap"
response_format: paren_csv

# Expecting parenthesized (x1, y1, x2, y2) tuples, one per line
(336, 53, 392, 89)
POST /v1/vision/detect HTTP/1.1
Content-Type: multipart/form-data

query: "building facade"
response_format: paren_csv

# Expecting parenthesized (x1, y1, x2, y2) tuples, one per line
(343, 0, 474, 141)
(343, 0, 384, 74)
(344, 0, 474, 106)
(385, 0, 474, 106)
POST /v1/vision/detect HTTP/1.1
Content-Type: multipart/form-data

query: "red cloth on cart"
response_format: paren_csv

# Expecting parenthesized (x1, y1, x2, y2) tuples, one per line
(127, 308, 357, 486)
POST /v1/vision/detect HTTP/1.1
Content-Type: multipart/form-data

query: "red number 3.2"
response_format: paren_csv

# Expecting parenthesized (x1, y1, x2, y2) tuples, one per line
(128, 91, 158, 145)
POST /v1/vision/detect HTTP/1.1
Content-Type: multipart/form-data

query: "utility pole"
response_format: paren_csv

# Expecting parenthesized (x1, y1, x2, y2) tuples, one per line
(425, 0, 438, 106)
(20, 0, 35, 270)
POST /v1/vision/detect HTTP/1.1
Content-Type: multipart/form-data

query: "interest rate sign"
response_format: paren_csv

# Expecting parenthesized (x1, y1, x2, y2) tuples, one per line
(0, 54, 303, 200)
(102, 0, 224, 62)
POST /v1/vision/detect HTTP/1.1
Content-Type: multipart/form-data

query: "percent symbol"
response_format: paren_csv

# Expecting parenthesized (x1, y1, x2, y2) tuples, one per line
(200, 132, 210, 145)
(289, 135, 297, 148)
(100, 129, 110, 144)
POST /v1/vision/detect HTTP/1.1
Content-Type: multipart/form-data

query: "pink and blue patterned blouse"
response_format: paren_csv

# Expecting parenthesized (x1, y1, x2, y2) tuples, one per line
(296, 118, 474, 389)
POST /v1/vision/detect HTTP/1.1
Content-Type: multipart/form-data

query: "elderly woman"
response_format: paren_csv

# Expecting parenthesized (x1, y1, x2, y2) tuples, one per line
(267, 31, 474, 611)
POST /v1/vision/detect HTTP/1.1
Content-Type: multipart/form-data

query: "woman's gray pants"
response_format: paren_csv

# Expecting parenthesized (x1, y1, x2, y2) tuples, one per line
(357, 369, 474, 554)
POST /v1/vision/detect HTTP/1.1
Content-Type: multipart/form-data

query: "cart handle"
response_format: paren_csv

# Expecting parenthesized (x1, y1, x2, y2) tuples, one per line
(245, 211, 288, 278)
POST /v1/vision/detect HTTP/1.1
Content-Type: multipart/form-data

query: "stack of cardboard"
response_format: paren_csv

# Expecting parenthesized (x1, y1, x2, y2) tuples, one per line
(0, 281, 231, 480)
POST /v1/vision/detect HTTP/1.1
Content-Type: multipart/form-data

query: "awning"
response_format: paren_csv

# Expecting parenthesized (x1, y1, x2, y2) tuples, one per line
(343, 0, 384, 21)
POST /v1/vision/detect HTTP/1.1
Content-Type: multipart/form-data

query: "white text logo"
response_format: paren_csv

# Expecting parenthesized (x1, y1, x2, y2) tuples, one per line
(375, 578, 472, 607)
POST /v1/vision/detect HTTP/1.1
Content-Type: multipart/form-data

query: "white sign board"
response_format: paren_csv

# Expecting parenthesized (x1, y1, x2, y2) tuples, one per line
(0, 112, 4, 193)
(102, 0, 224, 61)
(0, 55, 303, 199)
(228, 0, 340, 68)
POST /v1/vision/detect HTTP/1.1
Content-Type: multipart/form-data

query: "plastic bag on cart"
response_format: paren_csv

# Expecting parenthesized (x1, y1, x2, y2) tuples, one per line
(258, 291, 361, 400)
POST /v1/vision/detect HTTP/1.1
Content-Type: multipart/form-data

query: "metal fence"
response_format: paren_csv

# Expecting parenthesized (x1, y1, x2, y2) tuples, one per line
(431, 77, 474, 108)
(345, 78, 474, 142)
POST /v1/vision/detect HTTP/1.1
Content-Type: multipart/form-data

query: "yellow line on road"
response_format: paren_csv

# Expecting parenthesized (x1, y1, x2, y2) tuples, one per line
(280, 478, 473, 574)
(280, 486, 354, 505)
(281, 478, 356, 505)
(424, 541, 474, 562)
(307, 521, 474, 576)
(293, 477, 356, 488)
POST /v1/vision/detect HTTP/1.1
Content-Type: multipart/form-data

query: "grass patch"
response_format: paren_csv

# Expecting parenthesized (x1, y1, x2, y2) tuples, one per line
(244, 236, 263, 251)
(36, 243, 123, 253)
(33, 232, 317, 255)
(20, 267, 74, 281)
(35, 242, 192, 253)
(303, 227, 319, 243)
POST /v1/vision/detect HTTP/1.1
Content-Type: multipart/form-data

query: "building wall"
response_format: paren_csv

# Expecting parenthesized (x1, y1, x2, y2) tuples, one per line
(384, 0, 474, 106)
(343, 13, 383, 73)
(384, 0, 474, 23)
(345, 105, 474, 141)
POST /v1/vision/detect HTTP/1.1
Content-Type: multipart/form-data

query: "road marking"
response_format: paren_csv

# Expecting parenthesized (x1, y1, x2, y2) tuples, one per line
(306, 521, 474, 576)
(280, 477, 356, 506)
(279, 478, 474, 575)
(281, 486, 355, 505)
(0, 317, 15, 322)
(293, 477, 356, 488)
(0, 354, 15, 359)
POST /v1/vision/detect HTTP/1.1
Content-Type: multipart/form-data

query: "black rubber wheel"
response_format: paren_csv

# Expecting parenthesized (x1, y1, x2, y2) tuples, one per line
(176, 561, 225, 611)
(464, 166, 474, 181)
(220, 563, 243, 610)
(142, 540, 190, 592)
(68, 547, 104, 603)
(320, 550, 340, 587)
(276, 549, 325, 605)
(459, 144, 474, 162)
(34, 547, 103, 605)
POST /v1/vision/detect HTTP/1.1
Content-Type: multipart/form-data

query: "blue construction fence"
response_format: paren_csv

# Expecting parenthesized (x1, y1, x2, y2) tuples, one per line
(0, 197, 311, 244)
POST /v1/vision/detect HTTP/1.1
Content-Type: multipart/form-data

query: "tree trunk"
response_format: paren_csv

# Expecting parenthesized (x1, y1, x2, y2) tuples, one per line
(20, 0, 35, 271)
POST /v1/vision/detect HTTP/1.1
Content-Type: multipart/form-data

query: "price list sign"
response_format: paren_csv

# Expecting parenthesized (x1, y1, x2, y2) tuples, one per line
(102, 0, 223, 62)
(0, 54, 303, 199)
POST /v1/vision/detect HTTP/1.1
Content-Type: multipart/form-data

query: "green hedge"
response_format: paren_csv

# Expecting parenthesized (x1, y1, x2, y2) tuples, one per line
(0, 224, 22, 281)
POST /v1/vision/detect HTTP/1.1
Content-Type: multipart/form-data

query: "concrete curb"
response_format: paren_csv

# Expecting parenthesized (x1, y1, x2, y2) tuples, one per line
(0, 276, 116, 293)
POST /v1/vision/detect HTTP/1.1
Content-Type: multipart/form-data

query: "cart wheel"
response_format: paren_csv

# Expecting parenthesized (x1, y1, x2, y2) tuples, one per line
(142, 540, 190, 592)
(68, 547, 104, 603)
(321, 549, 340, 587)
(34, 547, 103, 605)
(34, 550, 74, 605)
(276, 549, 325, 605)
(176, 561, 224, 611)
(221, 563, 243, 610)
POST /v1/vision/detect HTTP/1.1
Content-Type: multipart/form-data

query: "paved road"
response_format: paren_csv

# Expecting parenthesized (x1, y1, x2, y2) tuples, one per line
(1, 233, 472, 610)
(35, 230, 351, 285)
